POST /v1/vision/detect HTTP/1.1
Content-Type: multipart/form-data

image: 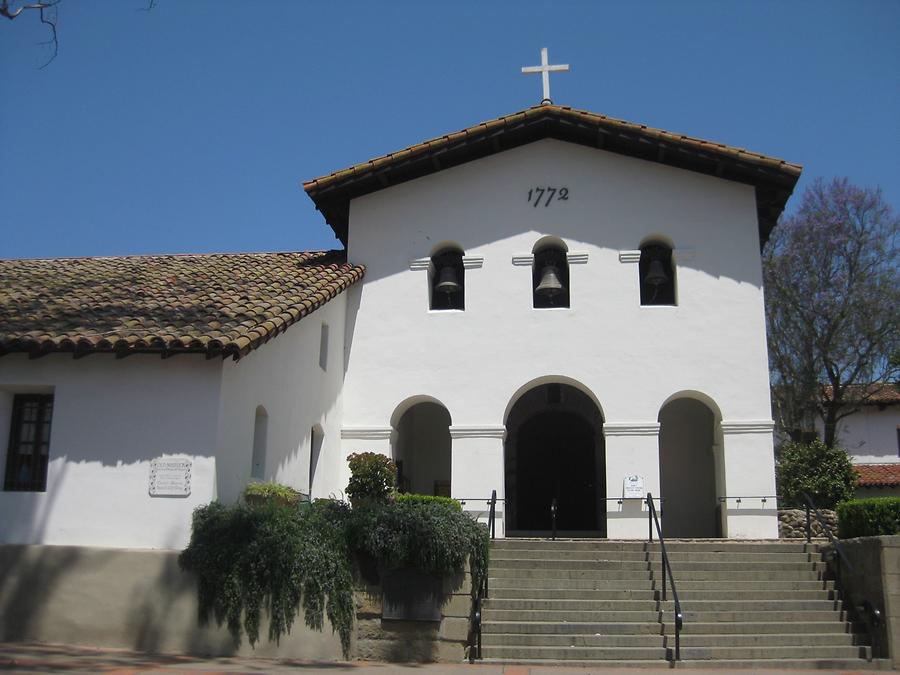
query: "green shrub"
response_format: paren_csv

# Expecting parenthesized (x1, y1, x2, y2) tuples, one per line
(243, 481, 302, 506)
(179, 500, 354, 656)
(776, 439, 857, 509)
(346, 452, 396, 505)
(837, 497, 900, 538)
(394, 493, 461, 510)
(349, 499, 489, 590)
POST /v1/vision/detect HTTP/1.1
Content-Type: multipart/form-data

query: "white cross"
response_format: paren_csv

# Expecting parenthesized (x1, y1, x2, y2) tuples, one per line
(521, 47, 569, 104)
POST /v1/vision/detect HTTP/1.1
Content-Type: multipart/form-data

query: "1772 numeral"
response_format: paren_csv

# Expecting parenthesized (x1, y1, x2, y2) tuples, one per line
(527, 186, 569, 207)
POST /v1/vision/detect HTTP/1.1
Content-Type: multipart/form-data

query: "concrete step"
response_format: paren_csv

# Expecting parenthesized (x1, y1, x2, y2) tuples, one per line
(482, 633, 665, 648)
(657, 569, 820, 581)
(494, 548, 820, 564)
(675, 645, 870, 661)
(651, 551, 820, 563)
(480, 645, 669, 660)
(677, 609, 842, 622)
(492, 556, 821, 572)
(672, 658, 874, 669)
(671, 579, 833, 591)
(674, 632, 863, 647)
(664, 621, 857, 635)
(490, 568, 652, 580)
(671, 589, 836, 601)
(484, 598, 658, 611)
(489, 588, 656, 600)
(482, 620, 663, 635)
(660, 599, 841, 612)
(491, 539, 819, 554)
(491, 558, 651, 570)
(490, 577, 654, 590)
(479, 658, 671, 668)
(483, 609, 662, 622)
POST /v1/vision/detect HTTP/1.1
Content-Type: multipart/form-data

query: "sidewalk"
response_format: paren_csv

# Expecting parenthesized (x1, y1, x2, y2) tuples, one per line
(0, 643, 892, 675)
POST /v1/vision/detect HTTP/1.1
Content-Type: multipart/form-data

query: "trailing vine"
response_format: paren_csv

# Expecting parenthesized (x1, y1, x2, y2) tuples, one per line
(180, 483, 489, 658)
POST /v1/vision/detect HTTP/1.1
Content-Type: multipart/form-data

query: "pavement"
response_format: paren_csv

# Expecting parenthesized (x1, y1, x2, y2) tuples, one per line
(0, 643, 893, 675)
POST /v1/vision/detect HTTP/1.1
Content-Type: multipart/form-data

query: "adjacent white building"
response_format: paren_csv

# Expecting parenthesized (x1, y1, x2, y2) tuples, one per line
(0, 104, 802, 548)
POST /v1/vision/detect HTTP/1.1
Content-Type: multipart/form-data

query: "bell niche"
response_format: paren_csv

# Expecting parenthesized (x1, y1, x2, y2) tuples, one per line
(639, 242, 676, 306)
(532, 243, 570, 309)
(430, 248, 465, 311)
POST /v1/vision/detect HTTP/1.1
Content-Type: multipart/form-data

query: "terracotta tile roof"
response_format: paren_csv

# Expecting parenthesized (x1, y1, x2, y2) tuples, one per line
(855, 464, 900, 487)
(304, 104, 803, 246)
(0, 251, 364, 361)
(825, 383, 900, 405)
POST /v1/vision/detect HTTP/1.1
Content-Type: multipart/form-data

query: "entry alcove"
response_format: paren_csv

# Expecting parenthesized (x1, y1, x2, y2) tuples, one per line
(504, 382, 606, 537)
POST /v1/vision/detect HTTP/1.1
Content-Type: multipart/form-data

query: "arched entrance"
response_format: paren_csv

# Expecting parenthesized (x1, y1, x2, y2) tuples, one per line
(658, 396, 721, 538)
(505, 382, 605, 536)
(392, 399, 452, 496)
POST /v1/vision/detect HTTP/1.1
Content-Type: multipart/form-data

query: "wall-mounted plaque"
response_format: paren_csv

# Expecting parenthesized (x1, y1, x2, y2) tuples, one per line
(149, 457, 192, 497)
(623, 474, 644, 499)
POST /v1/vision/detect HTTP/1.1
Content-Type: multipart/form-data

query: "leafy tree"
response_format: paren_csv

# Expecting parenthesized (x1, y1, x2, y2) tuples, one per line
(764, 178, 899, 447)
(776, 439, 858, 509)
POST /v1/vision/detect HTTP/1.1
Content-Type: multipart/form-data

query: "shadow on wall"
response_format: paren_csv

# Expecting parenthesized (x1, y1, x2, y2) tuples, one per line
(0, 543, 345, 660)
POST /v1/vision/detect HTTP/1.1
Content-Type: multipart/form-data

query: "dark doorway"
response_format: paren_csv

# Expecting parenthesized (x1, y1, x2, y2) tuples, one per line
(505, 383, 605, 536)
(516, 411, 597, 530)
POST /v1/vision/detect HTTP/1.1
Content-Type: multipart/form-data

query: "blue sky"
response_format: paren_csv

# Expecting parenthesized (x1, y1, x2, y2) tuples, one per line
(1, 0, 898, 259)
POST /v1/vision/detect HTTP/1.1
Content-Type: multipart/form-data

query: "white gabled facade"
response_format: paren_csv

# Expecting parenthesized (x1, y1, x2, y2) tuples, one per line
(339, 139, 779, 539)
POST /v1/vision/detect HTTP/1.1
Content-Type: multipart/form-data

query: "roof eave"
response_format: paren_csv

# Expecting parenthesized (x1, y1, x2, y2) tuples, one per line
(304, 106, 802, 248)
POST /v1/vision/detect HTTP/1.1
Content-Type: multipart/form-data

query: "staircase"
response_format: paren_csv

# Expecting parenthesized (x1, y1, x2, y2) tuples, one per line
(480, 538, 874, 668)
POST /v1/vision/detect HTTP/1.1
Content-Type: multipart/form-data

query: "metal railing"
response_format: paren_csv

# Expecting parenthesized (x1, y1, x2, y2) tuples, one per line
(800, 491, 852, 574)
(646, 492, 684, 661)
(467, 489, 497, 662)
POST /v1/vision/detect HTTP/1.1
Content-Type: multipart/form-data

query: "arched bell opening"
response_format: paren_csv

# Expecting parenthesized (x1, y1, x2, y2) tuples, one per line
(430, 248, 464, 311)
(532, 241, 570, 308)
(392, 400, 452, 496)
(658, 396, 721, 537)
(504, 382, 605, 536)
(639, 241, 676, 306)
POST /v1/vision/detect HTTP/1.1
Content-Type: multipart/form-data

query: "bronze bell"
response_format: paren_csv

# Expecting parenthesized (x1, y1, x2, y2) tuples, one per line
(435, 264, 461, 294)
(535, 263, 564, 297)
(644, 259, 669, 286)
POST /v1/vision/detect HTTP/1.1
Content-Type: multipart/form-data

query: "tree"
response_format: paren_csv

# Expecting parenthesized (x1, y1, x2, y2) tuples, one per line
(776, 439, 858, 509)
(0, 0, 156, 68)
(764, 177, 899, 447)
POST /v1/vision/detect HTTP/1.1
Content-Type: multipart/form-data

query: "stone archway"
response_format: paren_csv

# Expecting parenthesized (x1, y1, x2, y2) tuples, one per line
(505, 382, 605, 536)
(658, 397, 721, 538)
(392, 400, 452, 496)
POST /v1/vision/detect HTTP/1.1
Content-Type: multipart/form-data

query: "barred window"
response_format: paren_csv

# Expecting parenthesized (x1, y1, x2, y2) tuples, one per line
(4, 394, 54, 492)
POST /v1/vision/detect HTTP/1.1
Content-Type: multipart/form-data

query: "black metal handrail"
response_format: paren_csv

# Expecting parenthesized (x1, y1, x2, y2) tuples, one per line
(646, 492, 684, 661)
(800, 491, 852, 574)
(467, 489, 496, 662)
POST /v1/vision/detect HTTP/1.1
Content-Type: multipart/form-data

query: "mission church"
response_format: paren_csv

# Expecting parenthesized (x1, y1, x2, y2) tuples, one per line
(0, 53, 802, 549)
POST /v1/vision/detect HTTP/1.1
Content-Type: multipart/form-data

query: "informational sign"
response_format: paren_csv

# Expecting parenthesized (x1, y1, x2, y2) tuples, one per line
(149, 457, 192, 497)
(623, 474, 644, 499)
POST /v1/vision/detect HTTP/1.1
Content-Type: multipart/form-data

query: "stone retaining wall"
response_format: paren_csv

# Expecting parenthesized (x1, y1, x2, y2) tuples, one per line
(353, 569, 471, 662)
(0, 544, 346, 659)
(778, 508, 837, 539)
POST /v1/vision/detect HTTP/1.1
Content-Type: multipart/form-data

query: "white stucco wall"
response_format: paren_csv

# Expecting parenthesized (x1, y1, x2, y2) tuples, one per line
(0, 354, 221, 549)
(826, 406, 900, 464)
(215, 295, 348, 504)
(341, 139, 779, 538)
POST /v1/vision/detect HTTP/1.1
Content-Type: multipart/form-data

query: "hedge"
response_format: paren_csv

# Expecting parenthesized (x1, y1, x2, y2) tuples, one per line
(837, 497, 900, 538)
(395, 493, 461, 510)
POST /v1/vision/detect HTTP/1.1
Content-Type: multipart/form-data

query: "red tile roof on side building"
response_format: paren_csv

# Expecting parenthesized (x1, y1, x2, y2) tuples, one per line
(855, 464, 900, 487)
(0, 251, 365, 361)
